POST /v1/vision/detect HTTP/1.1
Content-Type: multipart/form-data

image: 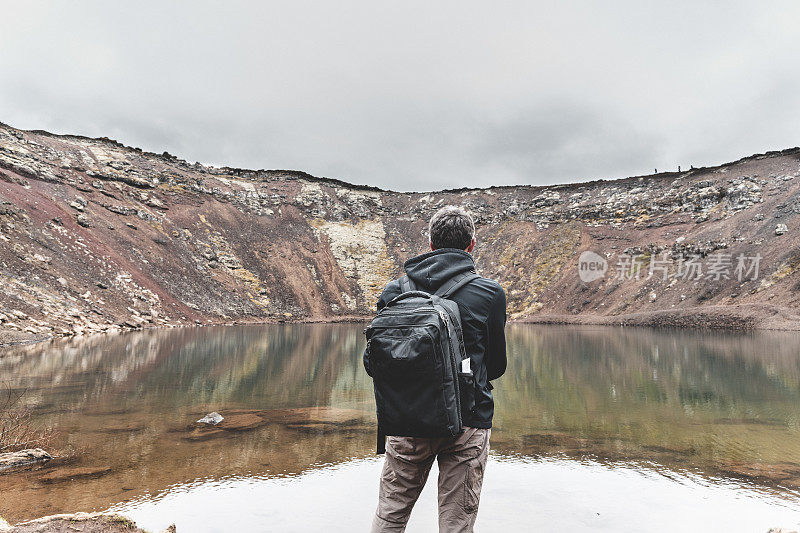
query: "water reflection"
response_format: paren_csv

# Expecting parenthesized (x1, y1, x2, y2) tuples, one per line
(0, 324, 799, 528)
(492, 326, 800, 484)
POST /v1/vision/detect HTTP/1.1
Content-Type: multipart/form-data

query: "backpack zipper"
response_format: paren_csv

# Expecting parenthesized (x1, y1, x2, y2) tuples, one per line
(438, 309, 462, 431)
(377, 306, 437, 316)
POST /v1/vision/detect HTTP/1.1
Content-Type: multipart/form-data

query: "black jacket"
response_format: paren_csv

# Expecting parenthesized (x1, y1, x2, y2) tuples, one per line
(373, 248, 507, 428)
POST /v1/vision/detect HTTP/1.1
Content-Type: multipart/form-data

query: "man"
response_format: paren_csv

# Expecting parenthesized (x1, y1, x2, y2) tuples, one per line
(369, 205, 507, 533)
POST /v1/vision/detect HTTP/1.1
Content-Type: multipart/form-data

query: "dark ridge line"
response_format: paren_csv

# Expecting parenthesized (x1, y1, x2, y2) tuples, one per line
(2, 121, 799, 195)
(440, 147, 800, 195)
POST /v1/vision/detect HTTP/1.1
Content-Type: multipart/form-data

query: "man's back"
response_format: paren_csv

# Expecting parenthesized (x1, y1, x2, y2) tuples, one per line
(375, 248, 507, 428)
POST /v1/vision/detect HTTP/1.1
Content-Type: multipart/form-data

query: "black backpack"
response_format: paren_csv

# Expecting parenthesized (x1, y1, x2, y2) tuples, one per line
(364, 271, 479, 453)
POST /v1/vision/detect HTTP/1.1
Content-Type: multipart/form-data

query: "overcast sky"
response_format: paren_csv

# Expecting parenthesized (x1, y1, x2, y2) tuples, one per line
(1, 1, 799, 191)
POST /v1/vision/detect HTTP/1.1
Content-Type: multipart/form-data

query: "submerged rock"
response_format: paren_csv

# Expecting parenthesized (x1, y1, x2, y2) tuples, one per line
(184, 407, 371, 441)
(215, 413, 265, 431)
(37, 465, 112, 484)
(196, 412, 224, 425)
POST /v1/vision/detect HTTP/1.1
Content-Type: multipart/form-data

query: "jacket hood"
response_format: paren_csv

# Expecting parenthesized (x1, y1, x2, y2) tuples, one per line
(403, 248, 476, 292)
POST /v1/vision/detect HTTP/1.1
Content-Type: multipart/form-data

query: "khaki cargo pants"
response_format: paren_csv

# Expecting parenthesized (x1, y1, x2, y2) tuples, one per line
(371, 427, 491, 533)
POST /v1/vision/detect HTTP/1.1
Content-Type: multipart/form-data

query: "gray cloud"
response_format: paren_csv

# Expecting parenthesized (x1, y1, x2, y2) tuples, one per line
(1, 1, 798, 191)
(471, 101, 665, 185)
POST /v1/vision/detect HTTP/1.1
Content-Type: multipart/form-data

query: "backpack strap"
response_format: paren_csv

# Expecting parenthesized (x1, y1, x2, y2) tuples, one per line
(399, 275, 416, 293)
(434, 271, 480, 298)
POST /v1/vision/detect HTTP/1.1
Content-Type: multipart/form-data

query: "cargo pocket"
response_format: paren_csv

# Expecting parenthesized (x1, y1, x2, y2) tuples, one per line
(462, 456, 484, 513)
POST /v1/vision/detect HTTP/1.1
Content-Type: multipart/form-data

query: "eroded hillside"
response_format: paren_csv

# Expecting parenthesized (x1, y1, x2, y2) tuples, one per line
(1, 122, 799, 343)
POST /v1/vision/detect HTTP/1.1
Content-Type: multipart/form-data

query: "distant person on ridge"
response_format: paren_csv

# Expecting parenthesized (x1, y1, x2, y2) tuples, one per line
(364, 205, 507, 532)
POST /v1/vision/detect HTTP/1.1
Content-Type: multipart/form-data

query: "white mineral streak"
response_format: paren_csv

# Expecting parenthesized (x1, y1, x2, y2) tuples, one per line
(214, 175, 257, 192)
(312, 219, 394, 306)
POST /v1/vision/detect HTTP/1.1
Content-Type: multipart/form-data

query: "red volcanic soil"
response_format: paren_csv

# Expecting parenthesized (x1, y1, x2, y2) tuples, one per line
(1, 121, 799, 344)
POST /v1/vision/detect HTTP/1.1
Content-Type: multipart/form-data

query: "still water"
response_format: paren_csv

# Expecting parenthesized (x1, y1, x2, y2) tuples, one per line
(1, 324, 799, 532)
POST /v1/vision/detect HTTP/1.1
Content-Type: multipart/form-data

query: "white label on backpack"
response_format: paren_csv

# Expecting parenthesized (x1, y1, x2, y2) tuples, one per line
(461, 358, 471, 373)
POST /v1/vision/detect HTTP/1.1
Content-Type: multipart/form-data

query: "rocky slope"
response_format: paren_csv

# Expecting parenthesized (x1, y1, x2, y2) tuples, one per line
(1, 121, 799, 343)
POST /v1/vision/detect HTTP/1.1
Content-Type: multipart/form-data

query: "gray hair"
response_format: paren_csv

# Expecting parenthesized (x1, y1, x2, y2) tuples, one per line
(429, 205, 475, 250)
